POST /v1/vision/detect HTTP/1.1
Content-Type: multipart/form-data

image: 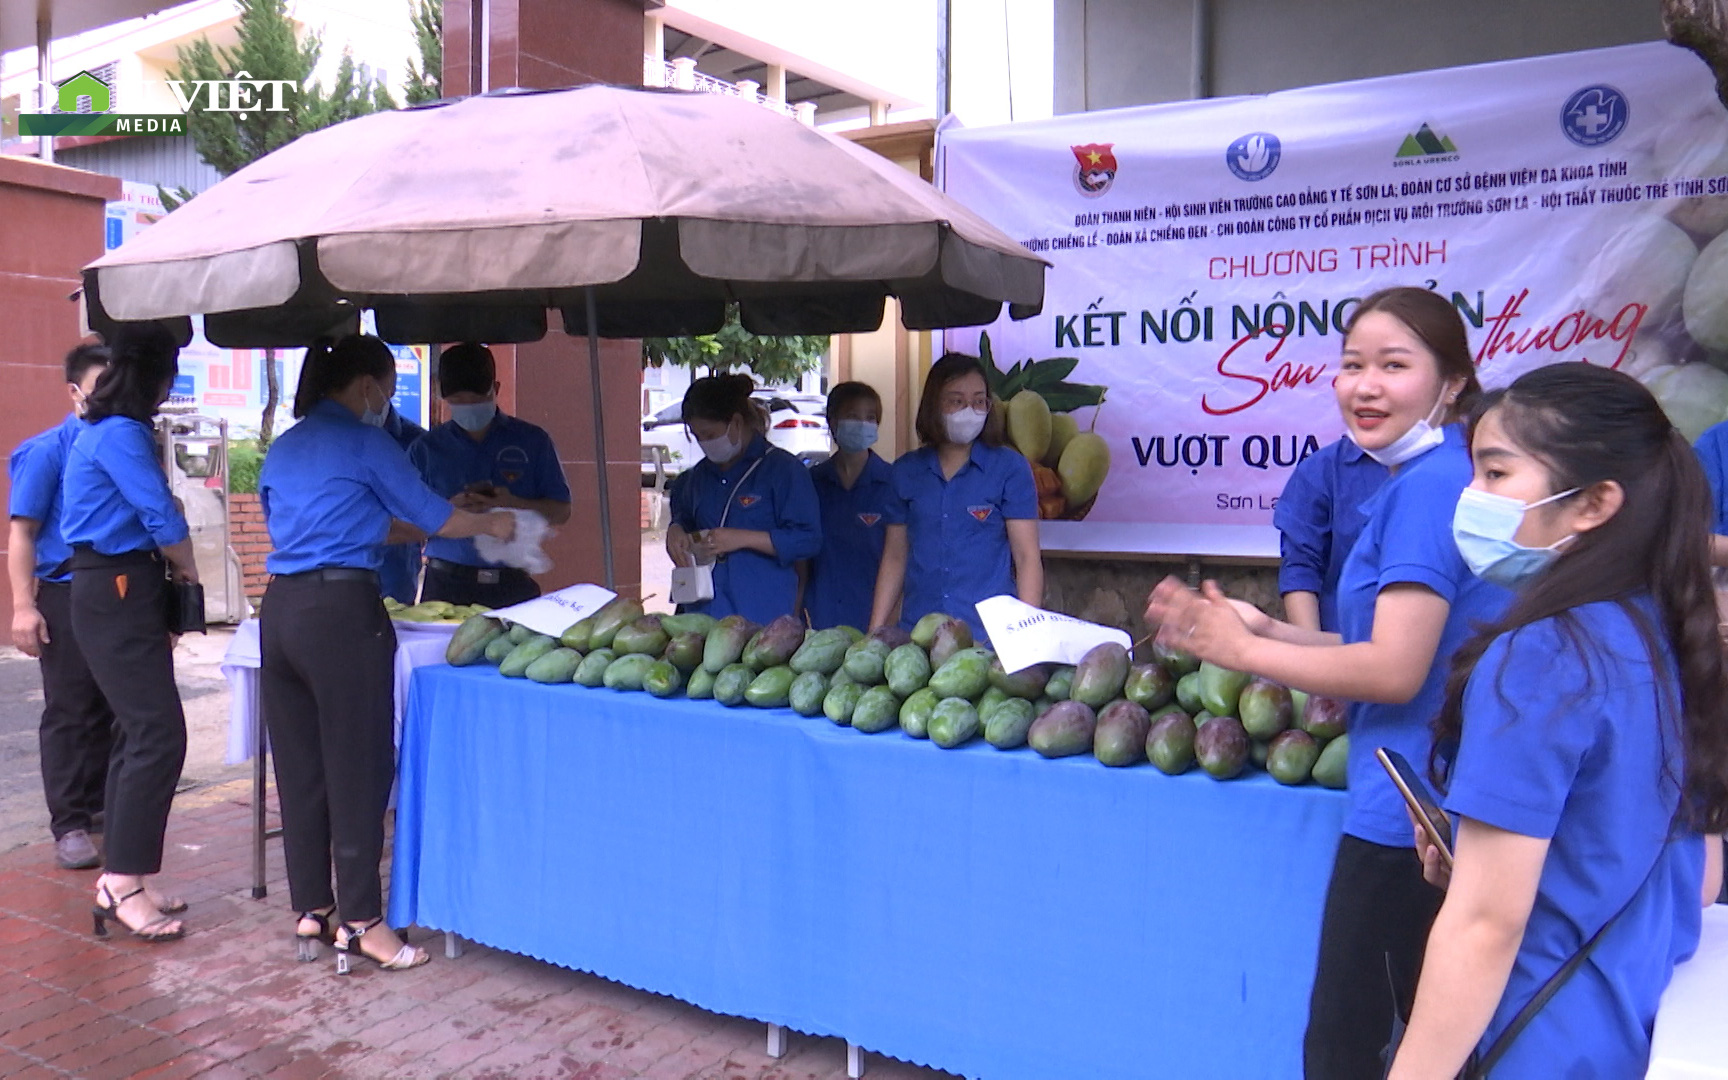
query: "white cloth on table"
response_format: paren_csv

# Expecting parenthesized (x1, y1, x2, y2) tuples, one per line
(1647, 903, 1728, 1079)
(221, 618, 456, 765)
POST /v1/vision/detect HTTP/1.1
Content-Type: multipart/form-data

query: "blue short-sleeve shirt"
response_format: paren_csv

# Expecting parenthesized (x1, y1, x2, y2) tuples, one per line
(60, 416, 190, 556)
(1692, 419, 1728, 534)
(891, 441, 1037, 642)
(259, 399, 453, 575)
(669, 435, 822, 625)
(378, 407, 429, 603)
(410, 413, 570, 567)
(1335, 424, 1513, 846)
(1445, 599, 1703, 1079)
(803, 452, 902, 631)
(1273, 436, 1389, 632)
(8, 414, 84, 581)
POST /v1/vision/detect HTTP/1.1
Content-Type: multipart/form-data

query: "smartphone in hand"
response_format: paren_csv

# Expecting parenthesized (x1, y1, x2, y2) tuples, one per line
(1377, 747, 1454, 867)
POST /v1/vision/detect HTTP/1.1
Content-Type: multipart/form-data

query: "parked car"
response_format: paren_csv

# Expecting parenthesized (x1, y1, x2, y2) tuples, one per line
(642, 391, 830, 484)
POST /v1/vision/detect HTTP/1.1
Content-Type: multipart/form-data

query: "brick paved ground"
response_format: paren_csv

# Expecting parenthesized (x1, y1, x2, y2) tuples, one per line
(0, 780, 956, 1080)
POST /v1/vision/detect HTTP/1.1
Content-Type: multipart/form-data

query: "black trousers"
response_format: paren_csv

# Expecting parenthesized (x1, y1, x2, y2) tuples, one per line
(420, 561, 540, 608)
(261, 575, 397, 922)
(1304, 834, 1445, 1080)
(35, 580, 116, 840)
(68, 553, 186, 876)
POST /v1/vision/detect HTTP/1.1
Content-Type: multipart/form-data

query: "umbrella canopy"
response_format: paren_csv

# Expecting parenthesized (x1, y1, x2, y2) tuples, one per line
(84, 83, 1047, 347)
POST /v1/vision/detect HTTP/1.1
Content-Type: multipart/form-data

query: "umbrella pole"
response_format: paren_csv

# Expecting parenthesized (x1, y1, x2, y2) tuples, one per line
(585, 286, 617, 590)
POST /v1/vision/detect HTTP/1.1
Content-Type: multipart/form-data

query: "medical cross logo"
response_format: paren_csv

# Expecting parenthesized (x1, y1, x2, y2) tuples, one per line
(1560, 85, 1627, 148)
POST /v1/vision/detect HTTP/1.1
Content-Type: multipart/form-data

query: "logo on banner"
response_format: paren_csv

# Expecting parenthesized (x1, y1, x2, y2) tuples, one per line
(1561, 85, 1628, 147)
(1226, 132, 1281, 181)
(857, 512, 882, 527)
(1071, 143, 1118, 197)
(967, 505, 995, 523)
(1393, 122, 1459, 166)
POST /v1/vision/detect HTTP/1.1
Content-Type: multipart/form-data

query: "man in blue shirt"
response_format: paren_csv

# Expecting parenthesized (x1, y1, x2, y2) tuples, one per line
(377, 401, 427, 604)
(7, 344, 115, 870)
(1272, 436, 1389, 632)
(409, 343, 571, 608)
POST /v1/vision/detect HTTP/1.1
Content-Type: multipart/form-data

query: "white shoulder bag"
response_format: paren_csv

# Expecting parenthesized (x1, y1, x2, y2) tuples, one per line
(669, 457, 765, 607)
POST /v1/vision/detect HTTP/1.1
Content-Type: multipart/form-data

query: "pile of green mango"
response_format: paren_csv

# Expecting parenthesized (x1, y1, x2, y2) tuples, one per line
(387, 598, 491, 623)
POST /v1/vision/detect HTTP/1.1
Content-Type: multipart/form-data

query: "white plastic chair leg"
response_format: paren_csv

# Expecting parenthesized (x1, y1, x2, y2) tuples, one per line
(444, 931, 463, 959)
(847, 1041, 864, 1077)
(766, 1023, 786, 1058)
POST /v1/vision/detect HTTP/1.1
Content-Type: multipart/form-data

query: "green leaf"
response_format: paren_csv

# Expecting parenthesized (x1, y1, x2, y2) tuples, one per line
(1038, 382, 1107, 412)
(1020, 356, 1080, 387)
(978, 332, 995, 370)
(998, 366, 1031, 399)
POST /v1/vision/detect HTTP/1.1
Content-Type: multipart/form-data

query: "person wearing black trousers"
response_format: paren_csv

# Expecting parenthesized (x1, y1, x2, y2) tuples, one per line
(258, 335, 514, 973)
(8, 343, 115, 870)
(59, 324, 198, 941)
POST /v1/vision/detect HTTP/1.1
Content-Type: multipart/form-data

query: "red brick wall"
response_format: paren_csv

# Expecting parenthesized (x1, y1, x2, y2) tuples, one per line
(229, 493, 272, 602)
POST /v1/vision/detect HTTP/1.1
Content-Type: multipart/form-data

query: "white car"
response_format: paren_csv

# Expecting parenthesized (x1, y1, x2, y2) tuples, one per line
(642, 392, 830, 483)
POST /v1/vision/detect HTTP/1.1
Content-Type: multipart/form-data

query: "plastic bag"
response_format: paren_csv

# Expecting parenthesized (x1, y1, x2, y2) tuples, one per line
(474, 508, 553, 575)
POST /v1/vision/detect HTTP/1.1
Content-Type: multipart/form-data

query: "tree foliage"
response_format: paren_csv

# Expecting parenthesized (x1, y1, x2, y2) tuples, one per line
(642, 306, 830, 386)
(404, 0, 443, 105)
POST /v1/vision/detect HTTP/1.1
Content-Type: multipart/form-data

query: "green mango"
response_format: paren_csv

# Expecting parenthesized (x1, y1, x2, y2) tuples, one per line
(574, 648, 617, 687)
(1094, 700, 1151, 767)
(790, 629, 851, 676)
(927, 647, 993, 702)
(485, 634, 518, 664)
(447, 615, 504, 665)
(1028, 701, 1096, 759)
(1198, 661, 1252, 718)
(910, 612, 952, 649)
(836, 625, 866, 644)
(662, 631, 706, 674)
(823, 681, 864, 726)
(1313, 733, 1349, 789)
(507, 623, 536, 645)
(1152, 640, 1202, 678)
(1251, 739, 1271, 770)
(984, 697, 1037, 749)
(1290, 688, 1309, 727)
(843, 638, 892, 685)
(976, 686, 1010, 723)
(928, 620, 975, 669)
(1146, 710, 1197, 775)
(714, 663, 755, 707)
(988, 658, 1050, 700)
(789, 671, 830, 717)
(1193, 710, 1217, 727)
(1072, 642, 1130, 709)
(745, 665, 796, 708)
(1267, 730, 1322, 785)
(1239, 679, 1293, 741)
(643, 660, 684, 698)
(686, 664, 718, 700)
(743, 616, 806, 671)
(828, 668, 855, 690)
(1034, 697, 1057, 717)
(885, 644, 933, 698)
(1124, 663, 1176, 712)
(612, 615, 670, 657)
(500, 635, 557, 678)
(660, 612, 718, 638)
(870, 625, 913, 649)
(558, 617, 594, 652)
(702, 616, 759, 674)
(928, 698, 981, 749)
(602, 653, 657, 692)
(1195, 715, 1250, 780)
(524, 647, 583, 684)
(588, 596, 645, 650)
(1175, 671, 1205, 714)
(898, 687, 940, 738)
(1045, 666, 1076, 702)
(851, 686, 901, 733)
(1301, 696, 1350, 741)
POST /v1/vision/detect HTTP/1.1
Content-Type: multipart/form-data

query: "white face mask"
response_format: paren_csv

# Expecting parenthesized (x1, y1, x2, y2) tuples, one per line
(360, 383, 389, 428)
(1350, 387, 1449, 467)
(700, 422, 743, 465)
(943, 406, 989, 446)
(71, 386, 89, 418)
(450, 400, 497, 432)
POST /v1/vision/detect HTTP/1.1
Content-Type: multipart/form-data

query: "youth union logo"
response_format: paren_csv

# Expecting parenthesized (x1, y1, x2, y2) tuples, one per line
(1561, 85, 1628, 148)
(1071, 143, 1118, 198)
(1226, 132, 1281, 181)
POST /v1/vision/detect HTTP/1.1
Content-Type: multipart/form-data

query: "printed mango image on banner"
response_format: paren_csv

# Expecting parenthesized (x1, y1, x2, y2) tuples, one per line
(975, 333, 1108, 520)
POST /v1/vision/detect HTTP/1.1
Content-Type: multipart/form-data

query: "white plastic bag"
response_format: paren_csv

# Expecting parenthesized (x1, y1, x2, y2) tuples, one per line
(474, 508, 553, 575)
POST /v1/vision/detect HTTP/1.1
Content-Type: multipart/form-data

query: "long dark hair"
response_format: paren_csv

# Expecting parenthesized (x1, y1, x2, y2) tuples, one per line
(914, 352, 1005, 448)
(1345, 287, 1483, 423)
(1432, 363, 1728, 832)
(292, 334, 395, 418)
(84, 322, 179, 423)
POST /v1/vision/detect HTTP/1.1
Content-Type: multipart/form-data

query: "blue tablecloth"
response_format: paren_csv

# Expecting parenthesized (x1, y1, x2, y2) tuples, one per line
(390, 664, 1348, 1080)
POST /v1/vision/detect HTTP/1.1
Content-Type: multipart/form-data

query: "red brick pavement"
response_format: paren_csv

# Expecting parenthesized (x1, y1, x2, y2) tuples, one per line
(0, 781, 957, 1080)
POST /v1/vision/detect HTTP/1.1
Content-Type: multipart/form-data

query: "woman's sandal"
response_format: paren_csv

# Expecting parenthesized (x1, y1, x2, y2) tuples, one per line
(92, 879, 184, 942)
(333, 918, 429, 975)
(296, 906, 336, 962)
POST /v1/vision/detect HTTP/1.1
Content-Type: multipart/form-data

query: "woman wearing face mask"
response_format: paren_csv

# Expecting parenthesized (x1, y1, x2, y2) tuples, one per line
(1145, 287, 1511, 1080)
(1387, 363, 1726, 1080)
(665, 374, 822, 624)
(802, 382, 898, 631)
(869, 353, 1042, 642)
(409, 341, 572, 608)
(60, 323, 198, 942)
(259, 334, 515, 974)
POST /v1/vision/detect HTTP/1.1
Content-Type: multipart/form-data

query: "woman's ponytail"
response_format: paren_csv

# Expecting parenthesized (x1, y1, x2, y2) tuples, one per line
(292, 337, 336, 419)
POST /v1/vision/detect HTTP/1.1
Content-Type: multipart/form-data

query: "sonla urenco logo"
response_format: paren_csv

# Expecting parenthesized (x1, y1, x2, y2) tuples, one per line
(1071, 143, 1118, 198)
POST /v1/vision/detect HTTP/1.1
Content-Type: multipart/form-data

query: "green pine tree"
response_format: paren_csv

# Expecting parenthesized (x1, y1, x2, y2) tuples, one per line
(642, 305, 830, 386)
(404, 0, 443, 105)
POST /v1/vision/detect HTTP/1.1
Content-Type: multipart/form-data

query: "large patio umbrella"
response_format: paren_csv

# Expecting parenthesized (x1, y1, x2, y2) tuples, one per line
(82, 83, 1048, 586)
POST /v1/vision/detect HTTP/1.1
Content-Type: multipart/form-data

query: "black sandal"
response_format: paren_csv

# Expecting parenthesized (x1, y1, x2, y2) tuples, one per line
(295, 906, 336, 962)
(92, 880, 184, 942)
(333, 918, 429, 974)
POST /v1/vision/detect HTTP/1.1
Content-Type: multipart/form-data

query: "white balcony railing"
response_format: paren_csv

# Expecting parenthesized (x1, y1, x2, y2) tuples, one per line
(644, 56, 810, 125)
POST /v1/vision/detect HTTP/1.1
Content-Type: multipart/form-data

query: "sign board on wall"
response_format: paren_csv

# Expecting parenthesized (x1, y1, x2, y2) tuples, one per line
(941, 42, 1728, 557)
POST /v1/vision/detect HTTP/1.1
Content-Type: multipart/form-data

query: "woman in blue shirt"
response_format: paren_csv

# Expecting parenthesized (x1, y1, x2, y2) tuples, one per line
(60, 323, 198, 942)
(1273, 437, 1387, 632)
(666, 374, 821, 624)
(802, 381, 900, 631)
(869, 353, 1042, 642)
(1387, 364, 1725, 1079)
(1147, 288, 1508, 1080)
(260, 335, 513, 974)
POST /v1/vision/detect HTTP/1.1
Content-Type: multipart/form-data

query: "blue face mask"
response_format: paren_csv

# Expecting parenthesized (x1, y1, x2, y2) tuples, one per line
(833, 419, 878, 453)
(1452, 485, 1580, 588)
(361, 383, 389, 428)
(450, 400, 498, 432)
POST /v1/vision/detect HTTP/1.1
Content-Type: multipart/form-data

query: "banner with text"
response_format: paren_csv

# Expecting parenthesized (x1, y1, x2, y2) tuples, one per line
(941, 42, 1728, 557)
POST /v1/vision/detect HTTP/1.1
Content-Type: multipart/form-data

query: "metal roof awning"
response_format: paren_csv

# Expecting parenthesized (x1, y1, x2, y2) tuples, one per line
(2, 0, 184, 57)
